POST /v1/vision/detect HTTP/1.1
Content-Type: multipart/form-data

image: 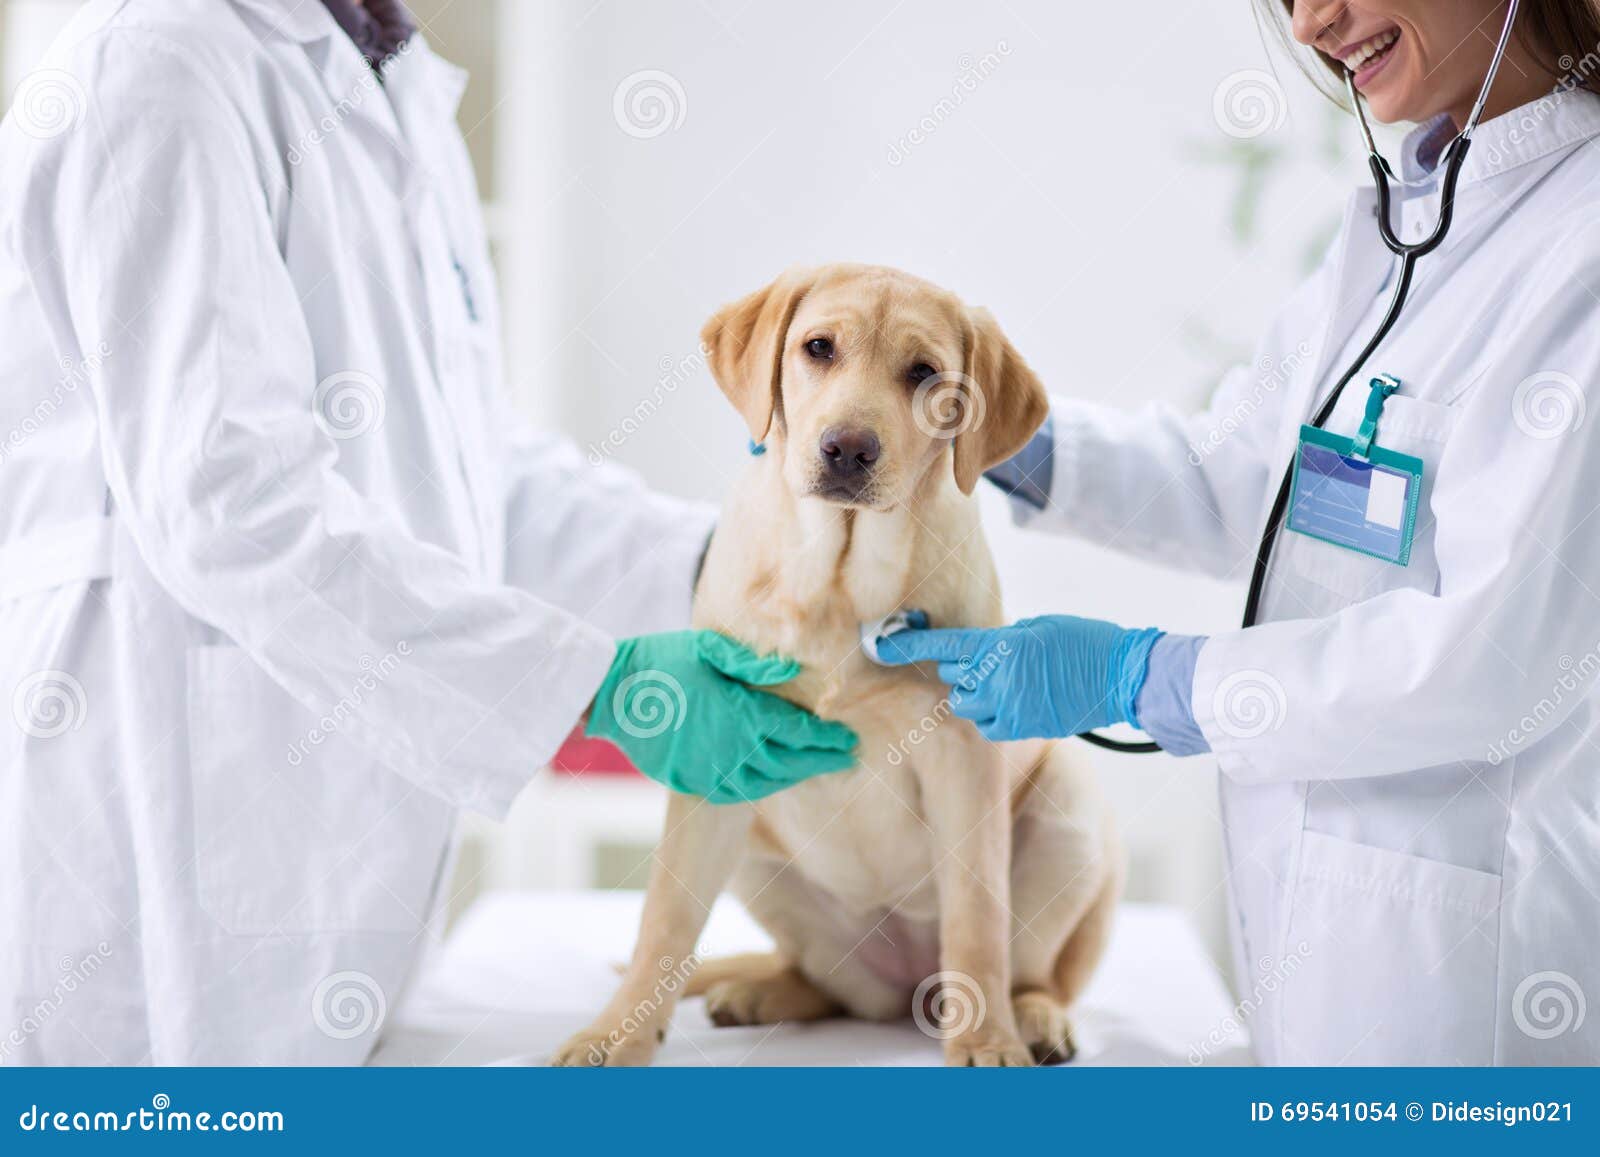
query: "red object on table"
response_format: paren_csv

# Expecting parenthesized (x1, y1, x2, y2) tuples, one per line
(549, 727, 640, 776)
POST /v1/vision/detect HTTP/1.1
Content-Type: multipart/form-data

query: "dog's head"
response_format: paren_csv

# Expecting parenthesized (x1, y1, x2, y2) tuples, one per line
(701, 264, 1048, 510)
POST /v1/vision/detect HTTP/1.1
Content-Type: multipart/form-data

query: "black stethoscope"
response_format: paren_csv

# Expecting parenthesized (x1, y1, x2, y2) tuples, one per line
(1079, 0, 1522, 755)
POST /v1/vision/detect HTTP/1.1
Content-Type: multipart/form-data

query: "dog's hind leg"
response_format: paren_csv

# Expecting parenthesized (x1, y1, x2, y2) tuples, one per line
(1006, 745, 1122, 1064)
(697, 956, 844, 1027)
(726, 843, 909, 1022)
(1051, 830, 1121, 1005)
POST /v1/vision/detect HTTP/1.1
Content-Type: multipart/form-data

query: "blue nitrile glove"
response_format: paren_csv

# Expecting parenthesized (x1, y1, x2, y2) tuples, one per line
(586, 630, 858, 803)
(872, 615, 1163, 742)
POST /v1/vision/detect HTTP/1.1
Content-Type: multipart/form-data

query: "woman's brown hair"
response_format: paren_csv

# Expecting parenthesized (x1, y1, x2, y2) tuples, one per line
(1259, 1, 1600, 103)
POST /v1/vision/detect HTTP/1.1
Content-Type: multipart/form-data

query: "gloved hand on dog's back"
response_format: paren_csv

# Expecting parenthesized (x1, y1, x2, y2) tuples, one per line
(586, 630, 858, 804)
(871, 615, 1162, 742)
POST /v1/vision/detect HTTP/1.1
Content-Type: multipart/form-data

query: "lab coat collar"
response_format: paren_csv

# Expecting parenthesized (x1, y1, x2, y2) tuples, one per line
(386, 36, 469, 119)
(226, 0, 397, 132)
(226, 0, 463, 116)
(225, 0, 339, 46)
(1398, 84, 1600, 184)
(230, 1, 468, 186)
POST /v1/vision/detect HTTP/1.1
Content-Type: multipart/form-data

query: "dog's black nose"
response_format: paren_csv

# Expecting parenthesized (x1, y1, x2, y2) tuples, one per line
(819, 426, 880, 478)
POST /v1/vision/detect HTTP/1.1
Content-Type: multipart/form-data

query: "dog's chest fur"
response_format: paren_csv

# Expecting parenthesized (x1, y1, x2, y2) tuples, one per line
(693, 456, 1005, 914)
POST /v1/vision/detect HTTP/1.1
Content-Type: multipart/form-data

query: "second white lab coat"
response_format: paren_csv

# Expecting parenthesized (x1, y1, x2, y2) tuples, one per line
(1023, 90, 1600, 1064)
(0, 0, 713, 1064)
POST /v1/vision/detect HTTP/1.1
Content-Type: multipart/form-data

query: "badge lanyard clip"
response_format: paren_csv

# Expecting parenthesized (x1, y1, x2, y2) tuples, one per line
(1350, 373, 1401, 459)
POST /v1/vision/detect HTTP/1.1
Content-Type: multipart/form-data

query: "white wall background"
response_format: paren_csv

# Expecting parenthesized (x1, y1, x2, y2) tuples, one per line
(2, 0, 1381, 971)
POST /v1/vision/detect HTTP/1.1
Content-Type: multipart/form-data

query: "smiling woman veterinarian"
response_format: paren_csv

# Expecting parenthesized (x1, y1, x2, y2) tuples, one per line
(882, 0, 1600, 1065)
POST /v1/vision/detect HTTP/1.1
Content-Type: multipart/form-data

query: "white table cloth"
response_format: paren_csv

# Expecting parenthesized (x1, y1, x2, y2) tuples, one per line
(371, 891, 1251, 1066)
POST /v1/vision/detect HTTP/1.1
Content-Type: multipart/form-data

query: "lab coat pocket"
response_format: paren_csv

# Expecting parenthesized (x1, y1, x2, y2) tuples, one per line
(1280, 830, 1501, 1064)
(186, 645, 452, 936)
(1279, 395, 1458, 606)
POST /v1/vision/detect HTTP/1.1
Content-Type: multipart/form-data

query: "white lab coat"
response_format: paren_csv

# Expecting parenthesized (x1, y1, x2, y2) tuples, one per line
(0, 0, 713, 1064)
(1024, 90, 1600, 1064)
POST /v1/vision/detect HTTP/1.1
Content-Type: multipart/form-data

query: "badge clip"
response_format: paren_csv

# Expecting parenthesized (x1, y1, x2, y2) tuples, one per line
(1350, 373, 1401, 459)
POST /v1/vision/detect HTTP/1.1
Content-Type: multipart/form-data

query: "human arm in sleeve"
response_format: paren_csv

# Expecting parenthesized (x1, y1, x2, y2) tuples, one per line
(21, 34, 612, 817)
(986, 258, 1332, 579)
(1133, 633, 1211, 756)
(497, 418, 716, 638)
(1192, 231, 1600, 783)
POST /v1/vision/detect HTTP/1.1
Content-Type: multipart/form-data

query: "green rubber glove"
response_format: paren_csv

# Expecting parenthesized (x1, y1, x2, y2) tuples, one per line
(585, 630, 859, 804)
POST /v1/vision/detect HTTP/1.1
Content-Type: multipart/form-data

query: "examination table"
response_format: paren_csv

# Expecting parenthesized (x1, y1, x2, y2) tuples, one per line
(371, 891, 1249, 1066)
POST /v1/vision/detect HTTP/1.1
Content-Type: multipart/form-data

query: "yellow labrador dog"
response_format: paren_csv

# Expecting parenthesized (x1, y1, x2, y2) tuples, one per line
(553, 264, 1120, 1067)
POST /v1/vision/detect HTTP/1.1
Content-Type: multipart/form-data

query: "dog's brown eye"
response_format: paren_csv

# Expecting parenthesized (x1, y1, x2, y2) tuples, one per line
(806, 337, 834, 360)
(908, 362, 937, 385)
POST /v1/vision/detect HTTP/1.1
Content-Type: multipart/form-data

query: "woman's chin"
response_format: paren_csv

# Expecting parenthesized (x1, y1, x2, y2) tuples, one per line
(1355, 69, 1434, 126)
(1360, 98, 1403, 125)
(1356, 87, 1422, 126)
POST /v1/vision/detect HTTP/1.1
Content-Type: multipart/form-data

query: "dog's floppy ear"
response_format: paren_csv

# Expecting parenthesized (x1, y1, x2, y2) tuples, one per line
(951, 307, 1049, 495)
(700, 268, 815, 442)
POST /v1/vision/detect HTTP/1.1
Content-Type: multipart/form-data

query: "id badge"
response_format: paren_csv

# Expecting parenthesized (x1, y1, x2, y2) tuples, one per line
(1285, 375, 1422, 567)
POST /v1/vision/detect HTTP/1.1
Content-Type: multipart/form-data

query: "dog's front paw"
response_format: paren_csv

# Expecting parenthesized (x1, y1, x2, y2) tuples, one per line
(942, 1027, 1035, 1068)
(549, 1021, 662, 1067)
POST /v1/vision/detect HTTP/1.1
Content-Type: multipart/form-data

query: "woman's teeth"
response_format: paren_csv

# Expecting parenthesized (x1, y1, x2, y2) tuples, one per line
(1345, 29, 1399, 73)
